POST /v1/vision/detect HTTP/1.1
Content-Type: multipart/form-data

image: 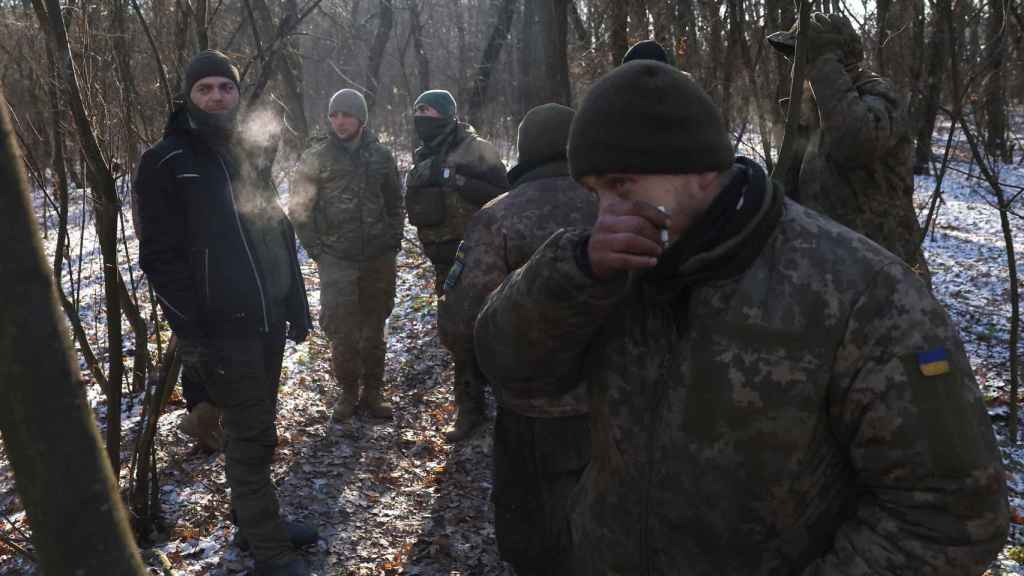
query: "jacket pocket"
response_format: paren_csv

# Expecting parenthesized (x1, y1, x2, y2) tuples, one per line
(406, 185, 446, 227)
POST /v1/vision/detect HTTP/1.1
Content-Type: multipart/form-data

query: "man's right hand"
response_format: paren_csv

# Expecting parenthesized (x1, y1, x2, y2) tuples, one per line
(587, 196, 667, 281)
(177, 337, 211, 382)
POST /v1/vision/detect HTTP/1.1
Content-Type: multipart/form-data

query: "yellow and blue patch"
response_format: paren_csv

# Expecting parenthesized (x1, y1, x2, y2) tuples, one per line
(917, 347, 951, 377)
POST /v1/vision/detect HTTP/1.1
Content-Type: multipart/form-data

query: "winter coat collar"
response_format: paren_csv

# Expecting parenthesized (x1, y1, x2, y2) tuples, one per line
(508, 158, 569, 187)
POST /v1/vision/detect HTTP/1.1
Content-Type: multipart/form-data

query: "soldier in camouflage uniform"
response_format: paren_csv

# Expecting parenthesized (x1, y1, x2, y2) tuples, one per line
(289, 89, 403, 422)
(768, 13, 930, 281)
(404, 89, 509, 440)
(475, 60, 1008, 575)
(440, 103, 596, 573)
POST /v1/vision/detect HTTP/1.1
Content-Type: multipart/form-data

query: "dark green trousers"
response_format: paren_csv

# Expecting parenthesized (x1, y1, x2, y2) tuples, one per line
(492, 408, 591, 576)
(205, 323, 293, 563)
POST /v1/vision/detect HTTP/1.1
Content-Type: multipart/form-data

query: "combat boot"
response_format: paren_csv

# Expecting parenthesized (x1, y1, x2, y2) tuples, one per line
(178, 401, 224, 452)
(445, 404, 485, 442)
(234, 520, 319, 552)
(331, 379, 359, 423)
(359, 380, 393, 420)
(254, 556, 310, 576)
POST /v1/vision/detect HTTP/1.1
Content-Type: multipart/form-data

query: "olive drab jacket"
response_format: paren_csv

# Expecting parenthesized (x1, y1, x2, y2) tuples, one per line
(288, 130, 403, 262)
(475, 158, 1008, 575)
(798, 55, 929, 279)
(404, 122, 508, 245)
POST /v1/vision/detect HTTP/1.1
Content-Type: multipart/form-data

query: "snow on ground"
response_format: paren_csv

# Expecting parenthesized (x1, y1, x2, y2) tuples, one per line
(1, 125, 1024, 574)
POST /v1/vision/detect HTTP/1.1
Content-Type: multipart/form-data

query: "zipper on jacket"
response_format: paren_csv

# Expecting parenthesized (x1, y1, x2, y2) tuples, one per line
(203, 250, 210, 308)
(643, 294, 673, 576)
(217, 155, 270, 332)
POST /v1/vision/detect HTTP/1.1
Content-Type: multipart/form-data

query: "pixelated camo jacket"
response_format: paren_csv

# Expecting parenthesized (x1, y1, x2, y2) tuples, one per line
(475, 165, 1008, 575)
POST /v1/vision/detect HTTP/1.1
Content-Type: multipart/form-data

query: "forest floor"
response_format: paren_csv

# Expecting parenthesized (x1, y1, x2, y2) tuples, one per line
(1, 125, 1024, 575)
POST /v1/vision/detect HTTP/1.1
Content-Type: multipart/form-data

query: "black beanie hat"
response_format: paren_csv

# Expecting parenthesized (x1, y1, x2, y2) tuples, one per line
(184, 50, 240, 95)
(516, 103, 575, 168)
(568, 60, 733, 181)
(622, 39, 669, 64)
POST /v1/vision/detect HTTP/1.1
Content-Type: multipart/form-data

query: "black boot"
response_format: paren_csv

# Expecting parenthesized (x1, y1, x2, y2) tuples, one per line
(254, 556, 310, 576)
(234, 520, 319, 552)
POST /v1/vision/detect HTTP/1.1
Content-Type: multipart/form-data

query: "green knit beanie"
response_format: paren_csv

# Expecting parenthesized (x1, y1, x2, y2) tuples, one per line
(414, 90, 457, 119)
(516, 103, 575, 168)
(568, 60, 733, 181)
(329, 89, 368, 124)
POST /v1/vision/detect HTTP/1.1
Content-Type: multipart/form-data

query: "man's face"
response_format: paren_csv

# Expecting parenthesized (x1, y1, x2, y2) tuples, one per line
(582, 172, 720, 242)
(329, 111, 363, 140)
(413, 103, 443, 118)
(189, 76, 239, 114)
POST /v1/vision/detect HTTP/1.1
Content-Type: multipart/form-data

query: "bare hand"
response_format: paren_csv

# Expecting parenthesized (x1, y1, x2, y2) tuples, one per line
(587, 196, 669, 281)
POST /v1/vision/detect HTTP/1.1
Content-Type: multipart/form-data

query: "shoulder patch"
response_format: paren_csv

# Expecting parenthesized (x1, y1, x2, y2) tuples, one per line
(917, 347, 951, 377)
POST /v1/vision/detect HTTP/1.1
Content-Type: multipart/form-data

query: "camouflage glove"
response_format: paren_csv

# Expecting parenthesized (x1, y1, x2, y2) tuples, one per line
(177, 337, 212, 383)
(803, 12, 862, 67)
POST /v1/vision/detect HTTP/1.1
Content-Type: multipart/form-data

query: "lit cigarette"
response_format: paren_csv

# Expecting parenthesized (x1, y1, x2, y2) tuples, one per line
(657, 205, 670, 247)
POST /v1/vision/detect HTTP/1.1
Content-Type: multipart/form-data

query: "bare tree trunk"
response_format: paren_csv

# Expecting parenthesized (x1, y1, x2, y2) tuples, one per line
(568, 0, 590, 45)
(771, 0, 811, 190)
(195, 0, 209, 49)
(408, 0, 431, 91)
(365, 0, 394, 115)
(465, 0, 518, 125)
(984, 0, 1009, 162)
(41, 0, 125, 473)
(913, 3, 947, 175)
(0, 88, 147, 576)
(674, 0, 700, 71)
(519, 0, 571, 115)
(609, 0, 628, 65)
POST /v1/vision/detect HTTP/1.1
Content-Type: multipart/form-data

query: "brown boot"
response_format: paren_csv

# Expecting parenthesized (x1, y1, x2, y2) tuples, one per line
(179, 401, 224, 452)
(332, 380, 359, 423)
(446, 357, 486, 442)
(445, 404, 484, 442)
(359, 380, 393, 420)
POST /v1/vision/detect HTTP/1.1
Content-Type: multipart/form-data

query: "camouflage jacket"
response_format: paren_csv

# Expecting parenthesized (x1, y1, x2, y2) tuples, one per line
(405, 123, 508, 245)
(475, 160, 1008, 575)
(798, 55, 928, 277)
(440, 160, 597, 417)
(289, 130, 403, 262)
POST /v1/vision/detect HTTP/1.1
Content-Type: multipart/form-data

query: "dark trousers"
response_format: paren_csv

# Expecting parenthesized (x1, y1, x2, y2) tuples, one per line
(181, 369, 212, 411)
(421, 239, 460, 295)
(492, 408, 591, 576)
(203, 323, 293, 563)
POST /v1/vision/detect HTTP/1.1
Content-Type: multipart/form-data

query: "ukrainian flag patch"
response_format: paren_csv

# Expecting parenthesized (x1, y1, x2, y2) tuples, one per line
(917, 347, 952, 377)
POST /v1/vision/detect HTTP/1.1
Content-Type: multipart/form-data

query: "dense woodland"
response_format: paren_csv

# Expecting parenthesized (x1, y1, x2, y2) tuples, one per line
(1, 0, 1024, 573)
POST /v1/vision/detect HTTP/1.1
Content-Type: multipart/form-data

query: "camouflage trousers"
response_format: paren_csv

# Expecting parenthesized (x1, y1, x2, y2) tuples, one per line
(203, 323, 293, 563)
(318, 252, 397, 395)
(492, 408, 591, 575)
(421, 239, 460, 295)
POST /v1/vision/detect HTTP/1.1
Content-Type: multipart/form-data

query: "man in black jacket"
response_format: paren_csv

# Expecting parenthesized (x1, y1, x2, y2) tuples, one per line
(133, 50, 314, 576)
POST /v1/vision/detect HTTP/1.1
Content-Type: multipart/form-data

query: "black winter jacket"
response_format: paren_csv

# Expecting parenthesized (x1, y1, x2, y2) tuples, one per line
(134, 107, 311, 339)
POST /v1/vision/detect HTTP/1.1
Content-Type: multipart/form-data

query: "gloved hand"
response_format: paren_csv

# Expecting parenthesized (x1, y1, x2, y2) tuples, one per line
(803, 12, 862, 66)
(177, 337, 212, 382)
(287, 322, 309, 344)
